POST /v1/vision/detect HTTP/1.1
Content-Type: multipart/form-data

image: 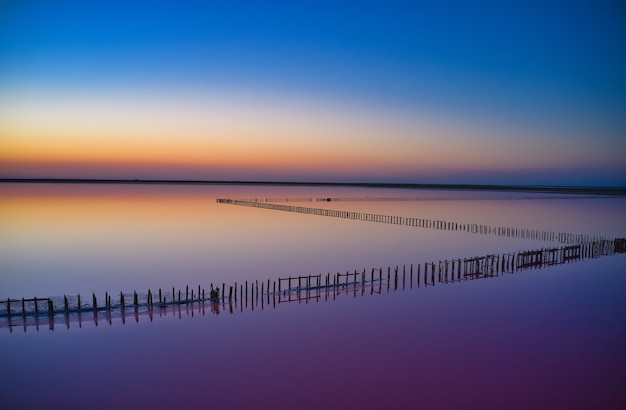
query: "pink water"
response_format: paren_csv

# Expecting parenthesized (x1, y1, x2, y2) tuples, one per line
(1, 183, 624, 409)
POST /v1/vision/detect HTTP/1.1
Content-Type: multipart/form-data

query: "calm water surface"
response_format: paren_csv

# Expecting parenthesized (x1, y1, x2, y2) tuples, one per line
(1, 183, 624, 409)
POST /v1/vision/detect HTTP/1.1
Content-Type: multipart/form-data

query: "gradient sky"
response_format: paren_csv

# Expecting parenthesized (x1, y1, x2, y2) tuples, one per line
(1, 1, 624, 185)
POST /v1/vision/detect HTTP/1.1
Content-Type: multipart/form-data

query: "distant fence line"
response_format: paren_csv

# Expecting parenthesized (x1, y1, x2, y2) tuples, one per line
(1, 237, 623, 333)
(279, 195, 604, 202)
(217, 198, 603, 245)
(233, 197, 314, 203)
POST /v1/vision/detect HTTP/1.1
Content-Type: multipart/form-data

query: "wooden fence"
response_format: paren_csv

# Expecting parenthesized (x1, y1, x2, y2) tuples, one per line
(216, 198, 601, 245)
(1, 237, 623, 333)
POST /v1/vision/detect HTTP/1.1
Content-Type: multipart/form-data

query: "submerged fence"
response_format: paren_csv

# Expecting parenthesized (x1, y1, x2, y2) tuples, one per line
(2, 237, 623, 333)
(216, 198, 603, 245)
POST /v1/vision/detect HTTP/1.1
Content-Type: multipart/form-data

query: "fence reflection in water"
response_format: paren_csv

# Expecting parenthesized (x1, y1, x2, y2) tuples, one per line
(1, 237, 623, 333)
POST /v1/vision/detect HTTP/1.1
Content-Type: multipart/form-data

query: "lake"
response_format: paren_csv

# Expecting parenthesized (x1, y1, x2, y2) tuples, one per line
(1, 183, 624, 409)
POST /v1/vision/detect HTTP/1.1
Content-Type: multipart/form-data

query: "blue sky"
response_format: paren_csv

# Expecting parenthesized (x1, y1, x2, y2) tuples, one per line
(1, 1, 625, 185)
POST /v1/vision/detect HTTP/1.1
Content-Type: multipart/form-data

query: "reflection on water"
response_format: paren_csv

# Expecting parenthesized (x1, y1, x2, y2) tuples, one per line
(218, 197, 611, 244)
(2, 184, 625, 299)
(1, 184, 625, 409)
(2, 236, 623, 333)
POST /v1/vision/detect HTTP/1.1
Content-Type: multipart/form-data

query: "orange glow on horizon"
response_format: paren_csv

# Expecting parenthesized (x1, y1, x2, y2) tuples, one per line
(2, 88, 622, 183)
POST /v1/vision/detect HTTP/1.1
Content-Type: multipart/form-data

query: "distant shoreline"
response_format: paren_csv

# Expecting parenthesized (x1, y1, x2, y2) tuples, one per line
(1, 178, 625, 196)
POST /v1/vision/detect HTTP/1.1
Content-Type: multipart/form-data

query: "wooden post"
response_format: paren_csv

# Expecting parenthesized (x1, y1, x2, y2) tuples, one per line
(403, 265, 406, 288)
(159, 288, 162, 303)
(186, 285, 189, 301)
(178, 290, 181, 304)
(78, 294, 81, 313)
(417, 263, 421, 284)
(6, 298, 10, 316)
(93, 293, 97, 311)
(222, 283, 225, 300)
(35, 297, 39, 315)
(431, 262, 435, 286)
(48, 299, 54, 316)
(229, 286, 233, 301)
(120, 292, 124, 308)
(64, 296, 69, 313)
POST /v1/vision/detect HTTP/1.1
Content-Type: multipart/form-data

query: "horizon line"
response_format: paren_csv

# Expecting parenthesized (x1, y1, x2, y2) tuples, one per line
(1, 178, 625, 195)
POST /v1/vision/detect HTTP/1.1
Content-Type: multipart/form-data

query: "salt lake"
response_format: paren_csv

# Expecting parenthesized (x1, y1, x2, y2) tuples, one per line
(1, 183, 624, 409)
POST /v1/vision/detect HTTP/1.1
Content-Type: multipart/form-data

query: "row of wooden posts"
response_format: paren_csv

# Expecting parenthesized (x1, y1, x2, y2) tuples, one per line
(1, 238, 623, 324)
(2, 238, 624, 333)
(235, 195, 603, 203)
(234, 197, 314, 203)
(217, 198, 601, 245)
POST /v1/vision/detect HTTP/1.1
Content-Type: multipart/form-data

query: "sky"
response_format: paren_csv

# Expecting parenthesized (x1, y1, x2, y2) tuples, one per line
(1, 1, 625, 186)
